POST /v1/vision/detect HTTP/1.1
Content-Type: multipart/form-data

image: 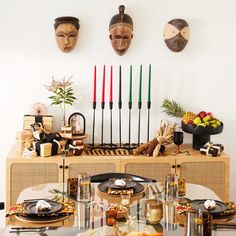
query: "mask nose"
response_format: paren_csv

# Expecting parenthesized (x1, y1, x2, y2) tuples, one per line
(117, 39, 126, 49)
(64, 36, 70, 45)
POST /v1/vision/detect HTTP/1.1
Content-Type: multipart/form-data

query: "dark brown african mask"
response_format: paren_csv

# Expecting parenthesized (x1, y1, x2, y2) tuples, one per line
(163, 19, 190, 52)
(109, 5, 133, 56)
(54, 16, 80, 53)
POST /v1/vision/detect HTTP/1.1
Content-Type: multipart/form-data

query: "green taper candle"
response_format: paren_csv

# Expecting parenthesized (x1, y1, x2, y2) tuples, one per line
(138, 65, 142, 103)
(129, 65, 132, 103)
(148, 64, 151, 103)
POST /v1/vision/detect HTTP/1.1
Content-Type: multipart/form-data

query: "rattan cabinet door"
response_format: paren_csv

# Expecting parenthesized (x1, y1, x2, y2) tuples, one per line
(67, 163, 118, 178)
(124, 163, 172, 182)
(10, 163, 59, 205)
(179, 161, 226, 201)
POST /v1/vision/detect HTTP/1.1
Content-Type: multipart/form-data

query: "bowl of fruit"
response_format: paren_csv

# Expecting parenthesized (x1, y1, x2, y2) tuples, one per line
(181, 111, 223, 135)
(161, 98, 223, 150)
(182, 111, 223, 150)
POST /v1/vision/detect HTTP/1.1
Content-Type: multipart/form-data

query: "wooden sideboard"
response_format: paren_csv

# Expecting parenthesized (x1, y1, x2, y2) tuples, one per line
(6, 144, 230, 209)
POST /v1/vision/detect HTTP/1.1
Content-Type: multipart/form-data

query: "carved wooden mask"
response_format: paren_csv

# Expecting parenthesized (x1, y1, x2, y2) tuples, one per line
(163, 19, 190, 52)
(109, 5, 133, 56)
(54, 16, 80, 53)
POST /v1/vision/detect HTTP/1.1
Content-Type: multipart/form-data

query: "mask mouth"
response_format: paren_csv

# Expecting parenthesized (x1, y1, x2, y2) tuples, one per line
(116, 49, 126, 55)
(63, 46, 72, 52)
(165, 34, 188, 52)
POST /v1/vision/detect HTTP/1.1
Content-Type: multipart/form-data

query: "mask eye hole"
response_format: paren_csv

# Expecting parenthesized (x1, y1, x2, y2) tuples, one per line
(57, 33, 65, 38)
(123, 35, 129, 39)
(68, 34, 76, 38)
(115, 35, 122, 39)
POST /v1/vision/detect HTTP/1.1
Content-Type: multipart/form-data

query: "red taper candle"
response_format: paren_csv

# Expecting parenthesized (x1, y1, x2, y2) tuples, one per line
(110, 65, 113, 102)
(102, 65, 105, 102)
(93, 65, 96, 103)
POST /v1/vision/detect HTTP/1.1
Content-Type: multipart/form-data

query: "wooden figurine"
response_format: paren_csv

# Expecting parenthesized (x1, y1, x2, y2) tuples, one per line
(163, 18, 190, 52)
(54, 16, 80, 53)
(109, 5, 133, 56)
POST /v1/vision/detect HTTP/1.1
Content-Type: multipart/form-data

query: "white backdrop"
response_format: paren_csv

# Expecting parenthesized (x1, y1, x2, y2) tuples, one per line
(0, 0, 236, 226)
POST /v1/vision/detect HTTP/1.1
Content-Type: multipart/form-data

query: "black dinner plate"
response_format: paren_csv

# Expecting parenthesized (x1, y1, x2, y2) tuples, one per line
(190, 199, 228, 215)
(24, 200, 63, 216)
(97, 181, 144, 194)
(16, 214, 67, 223)
(105, 180, 137, 189)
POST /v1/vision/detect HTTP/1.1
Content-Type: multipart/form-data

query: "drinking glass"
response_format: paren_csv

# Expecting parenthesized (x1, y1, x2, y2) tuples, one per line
(144, 199, 163, 224)
(164, 200, 177, 231)
(164, 174, 178, 200)
(178, 178, 186, 197)
(185, 210, 203, 236)
(173, 131, 183, 154)
(173, 131, 190, 155)
(77, 172, 91, 202)
(120, 193, 131, 207)
(202, 212, 213, 236)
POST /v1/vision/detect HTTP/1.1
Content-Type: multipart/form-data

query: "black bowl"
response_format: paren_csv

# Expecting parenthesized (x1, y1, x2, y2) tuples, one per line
(181, 122, 223, 135)
(181, 122, 223, 150)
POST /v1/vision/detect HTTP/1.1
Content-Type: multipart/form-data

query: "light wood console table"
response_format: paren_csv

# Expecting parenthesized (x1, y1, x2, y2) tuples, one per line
(6, 144, 230, 209)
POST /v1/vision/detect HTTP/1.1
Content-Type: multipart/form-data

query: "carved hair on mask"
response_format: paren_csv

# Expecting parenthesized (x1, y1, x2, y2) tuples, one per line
(163, 18, 190, 52)
(54, 16, 80, 53)
(109, 5, 133, 56)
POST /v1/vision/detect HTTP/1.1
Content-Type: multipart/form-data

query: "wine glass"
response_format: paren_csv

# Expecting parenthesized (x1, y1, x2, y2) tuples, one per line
(173, 131, 184, 155)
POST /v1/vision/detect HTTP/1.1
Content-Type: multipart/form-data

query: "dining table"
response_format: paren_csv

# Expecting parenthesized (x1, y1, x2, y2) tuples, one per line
(3, 181, 236, 236)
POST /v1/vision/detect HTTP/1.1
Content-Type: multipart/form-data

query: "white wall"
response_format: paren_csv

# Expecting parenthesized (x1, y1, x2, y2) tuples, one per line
(1, 0, 236, 226)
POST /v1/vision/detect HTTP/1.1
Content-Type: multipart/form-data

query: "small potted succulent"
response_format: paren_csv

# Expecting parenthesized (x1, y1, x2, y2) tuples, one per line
(44, 76, 76, 128)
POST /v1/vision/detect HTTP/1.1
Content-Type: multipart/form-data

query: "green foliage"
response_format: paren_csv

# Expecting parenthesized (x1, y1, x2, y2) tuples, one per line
(161, 97, 185, 118)
(44, 76, 77, 125)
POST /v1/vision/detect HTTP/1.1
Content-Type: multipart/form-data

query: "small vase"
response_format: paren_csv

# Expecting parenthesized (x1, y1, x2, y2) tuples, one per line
(60, 119, 72, 139)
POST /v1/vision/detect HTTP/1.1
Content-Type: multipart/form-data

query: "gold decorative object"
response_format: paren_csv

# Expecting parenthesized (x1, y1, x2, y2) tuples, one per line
(30, 102, 48, 116)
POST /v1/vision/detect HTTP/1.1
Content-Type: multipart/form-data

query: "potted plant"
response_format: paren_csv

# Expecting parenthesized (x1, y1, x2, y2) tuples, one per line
(44, 76, 76, 128)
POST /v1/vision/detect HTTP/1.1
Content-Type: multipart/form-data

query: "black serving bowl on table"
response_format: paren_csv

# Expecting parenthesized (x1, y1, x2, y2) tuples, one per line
(181, 122, 224, 150)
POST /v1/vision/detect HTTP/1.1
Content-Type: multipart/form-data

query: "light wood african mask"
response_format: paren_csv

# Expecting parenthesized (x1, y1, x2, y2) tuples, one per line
(109, 5, 133, 56)
(54, 16, 80, 53)
(163, 19, 190, 52)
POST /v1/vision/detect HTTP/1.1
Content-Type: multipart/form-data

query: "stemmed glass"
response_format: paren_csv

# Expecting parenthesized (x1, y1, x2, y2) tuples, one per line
(173, 131, 189, 155)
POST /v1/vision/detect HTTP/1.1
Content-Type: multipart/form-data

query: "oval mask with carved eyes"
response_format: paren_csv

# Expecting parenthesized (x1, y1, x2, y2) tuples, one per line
(163, 19, 190, 52)
(54, 16, 80, 53)
(109, 5, 133, 56)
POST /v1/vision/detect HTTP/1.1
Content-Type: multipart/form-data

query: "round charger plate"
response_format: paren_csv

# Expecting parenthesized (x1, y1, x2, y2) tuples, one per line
(190, 199, 228, 215)
(24, 200, 63, 215)
(15, 214, 68, 224)
(105, 180, 137, 189)
(97, 181, 144, 194)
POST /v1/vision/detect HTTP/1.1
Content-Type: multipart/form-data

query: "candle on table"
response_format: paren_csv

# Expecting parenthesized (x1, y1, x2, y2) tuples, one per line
(119, 65, 122, 104)
(148, 64, 151, 103)
(93, 65, 96, 103)
(102, 65, 105, 103)
(138, 65, 142, 103)
(129, 65, 132, 103)
(110, 65, 113, 102)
